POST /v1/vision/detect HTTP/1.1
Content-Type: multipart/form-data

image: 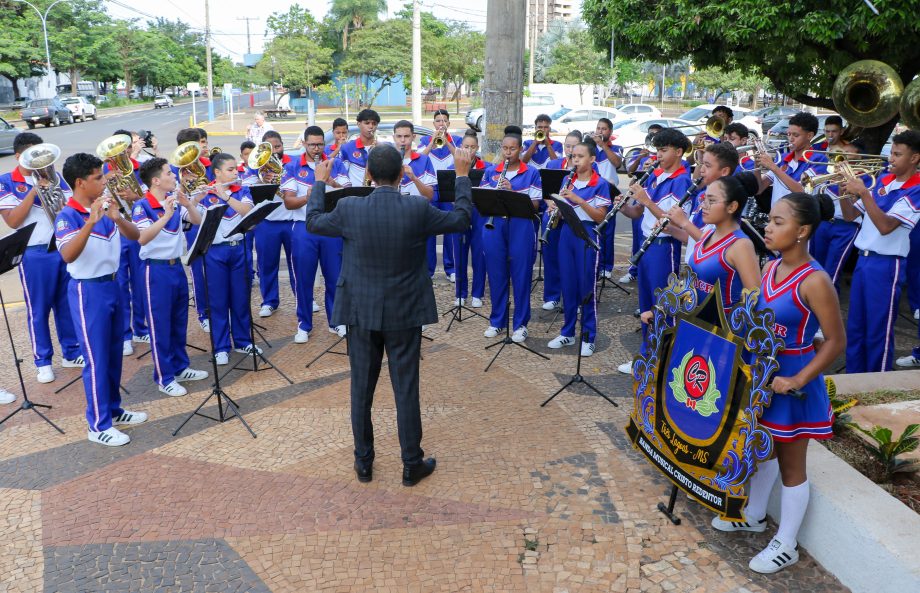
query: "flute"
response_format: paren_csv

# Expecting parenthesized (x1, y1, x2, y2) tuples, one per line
(595, 165, 654, 234)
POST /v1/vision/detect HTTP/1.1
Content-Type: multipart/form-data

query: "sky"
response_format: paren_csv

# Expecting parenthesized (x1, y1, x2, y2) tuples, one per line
(102, 0, 493, 62)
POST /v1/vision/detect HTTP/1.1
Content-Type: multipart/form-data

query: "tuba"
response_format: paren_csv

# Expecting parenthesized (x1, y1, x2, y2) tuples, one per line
(832, 60, 903, 128)
(19, 143, 67, 228)
(209, 146, 222, 157)
(96, 134, 145, 203)
(247, 141, 283, 183)
(169, 141, 209, 194)
(900, 77, 920, 131)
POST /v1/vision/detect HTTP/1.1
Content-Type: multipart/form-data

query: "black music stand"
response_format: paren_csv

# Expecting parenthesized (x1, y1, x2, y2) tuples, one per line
(0, 224, 64, 433)
(540, 197, 617, 408)
(218, 199, 293, 385)
(437, 170, 488, 330)
(473, 188, 550, 372)
(173, 204, 256, 438)
(534, 169, 568, 295)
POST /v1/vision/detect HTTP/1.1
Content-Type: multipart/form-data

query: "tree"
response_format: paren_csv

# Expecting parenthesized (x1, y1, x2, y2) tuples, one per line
(258, 36, 334, 91)
(428, 24, 485, 111)
(340, 19, 410, 108)
(328, 0, 385, 50)
(543, 28, 610, 99)
(581, 0, 920, 151)
(0, 5, 45, 91)
(690, 67, 770, 106)
(47, 0, 113, 93)
(266, 5, 320, 38)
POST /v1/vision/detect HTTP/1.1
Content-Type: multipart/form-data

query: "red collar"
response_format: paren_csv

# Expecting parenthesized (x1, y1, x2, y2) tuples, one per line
(145, 191, 164, 209)
(355, 137, 375, 150)
(66, 198, 88, 214)
(653, 165, 687, 180)
(404, 151, 421, 161)
(496, 161, 527, 175)
(881, 172, 920, 189)
(279, 154, 292, 165)
(474, 158, 486, 170)
(130, 158, 139, 170)
(328, 144, 338, 151)
(574, 171, 601, 187)
(199, 156, 211, 167)
(209, 180, 241, 193)
(783, 149, 813, 163)
(11, 168, 26, 183)
(299, 152, 328, 166)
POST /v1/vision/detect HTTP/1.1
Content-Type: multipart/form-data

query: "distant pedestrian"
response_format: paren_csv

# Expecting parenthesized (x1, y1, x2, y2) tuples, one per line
(246, 112, 274, 144)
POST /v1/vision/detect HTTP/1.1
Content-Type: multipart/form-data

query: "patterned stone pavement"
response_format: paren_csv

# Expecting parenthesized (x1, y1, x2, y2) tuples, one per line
(2, 235, 907, 592)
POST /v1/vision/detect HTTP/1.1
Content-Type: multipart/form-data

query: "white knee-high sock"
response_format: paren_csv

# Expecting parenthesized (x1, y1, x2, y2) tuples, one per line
(777, 480, 810, 547)
(744, 458, 779, 522)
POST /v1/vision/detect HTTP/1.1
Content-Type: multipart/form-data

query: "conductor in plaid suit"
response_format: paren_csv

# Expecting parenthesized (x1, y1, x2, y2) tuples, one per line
(306, 144, 474, 486)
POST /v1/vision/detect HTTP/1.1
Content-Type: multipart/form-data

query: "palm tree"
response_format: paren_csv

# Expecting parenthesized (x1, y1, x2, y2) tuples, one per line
(329, 0, 386, 50)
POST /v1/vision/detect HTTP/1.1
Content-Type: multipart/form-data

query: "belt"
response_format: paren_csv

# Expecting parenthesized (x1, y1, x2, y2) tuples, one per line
(25, 244, 49, 252)
(77, 273, 116, 283)
(859, 249, 901, 258)
(211, 240, 242, 248)
(146, 258, 180, 266)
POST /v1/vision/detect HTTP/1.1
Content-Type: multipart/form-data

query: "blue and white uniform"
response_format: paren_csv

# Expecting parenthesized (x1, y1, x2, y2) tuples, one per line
(447, 158, 488, 301)
(765, 149, 827, 206)
(282, 154, 350, 333)
(688, 227, 747, 311)
(556, 171, 611, 342)
(0, 168, 82, 368)
(757, 259, 833, 442)
(173, 156, 213, 323)
(624, 154, 657, 278)
(846, 172, 920, 373)
(399, 151, 439, 276)
(419, 133, 462, 278)
(199, 183, 255, 354)
(55, 199, 124, 432)
(480, 161, 542, 330)
(523, 138, 563, 169)
(238, 162, 258, 282)
(595, 141, 624, 275)
(339, 137, 374, 189)
(132, 192, 194, 388)
(252, 153, 296, 312)
(540, 156, 575, 305)
(682, 185, 708, 264)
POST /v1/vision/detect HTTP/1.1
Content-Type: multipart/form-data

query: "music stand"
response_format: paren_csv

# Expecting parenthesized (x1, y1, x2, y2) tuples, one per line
(0, 223, 64, 433)
(217, 200, 293, 385)
(436, 170, 488, 330)
(173, 204, 256, 438)
(540, 197, 617, 408)
(472, 188, 549, 372)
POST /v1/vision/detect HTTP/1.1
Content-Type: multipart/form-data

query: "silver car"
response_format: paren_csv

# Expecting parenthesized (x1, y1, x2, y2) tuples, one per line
(0, 117, 17, 154)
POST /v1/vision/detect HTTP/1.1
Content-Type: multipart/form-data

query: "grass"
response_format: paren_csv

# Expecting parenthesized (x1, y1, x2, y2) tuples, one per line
(852, 389, 920, 407)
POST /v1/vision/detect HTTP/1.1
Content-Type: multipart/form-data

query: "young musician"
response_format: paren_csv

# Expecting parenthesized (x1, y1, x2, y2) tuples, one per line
(0, 133, 84, 383)
(281, 126, 351, 343)
(622, 124, 664, 284)
(713, 192, 844, 576)
(56, 153, 146, 447)
(238, 141, 256, 177)
(755, 112, 828, 206)
(480, 132, 542, 343)
(419, 109, 461, 280)
(133, 159, 209, 396)
(541, 131, 584, 311)
(323, 118, 350, 160)
(237, 140, 258, 284)
(195, 128, 210, 154)
(201, 153, 261, 365)
(815, 115, 846, 151)
(839, 130, 920, 372)
(546, 139, 610, 356)
(253, 130, 295, 318)
(108, 128, 150, 357)
(723, 123, 758, 173)
(618, 128, 693, 372)
(393, 120, 440, 278)
(340, 109, 380, 187)
(521, 114, 562, 169)
(447, 130, 488, 308)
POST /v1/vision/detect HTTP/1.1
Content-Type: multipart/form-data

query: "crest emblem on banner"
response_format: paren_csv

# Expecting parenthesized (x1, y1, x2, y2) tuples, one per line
(625, 269, 782, 520)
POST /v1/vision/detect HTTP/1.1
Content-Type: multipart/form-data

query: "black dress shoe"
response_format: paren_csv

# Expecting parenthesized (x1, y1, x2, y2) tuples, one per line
(354, 461, 373, 483)
(402, 457, 436, 486)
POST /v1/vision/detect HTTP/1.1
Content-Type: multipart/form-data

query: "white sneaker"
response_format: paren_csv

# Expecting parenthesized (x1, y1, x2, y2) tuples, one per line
(484, 326, 500, 338)
(511, 327, 528, 343)
(122, 340, 134, 356)
(0, 389, 15, 405)
(470, 297, 483, 308)
(88, 427, 130, 447)
(234, 344, 264, 355)
(602, 270, 612, 279)
(259, 305, 275, 318)
(312, 301, 321, 312)
(36, 366, 55, 384)
(542, 300, 559, 311)
(619, 272, 636, 284)
(158, 381, 187, 397)
(62, 355, 85, 368)
(176, 368, 208, 382)
(454, 297, 465, 306)
(548, 335, 576, 349)
(915, 309, 919, 321)
(199, 319, 210, 333)
(449, 273, 456, 283)
(294, 329, 309, 344)
(749, 537, 799, 574)
(896, 354, 920, 368)
(581, 342, 596, 357)
(132, 334, 150, 344)
(113, 410, 148, 425)
(215, 352, 229, 365)
(329, 325, 347, 337)
(617, 361, 634, 375)
(711, 515, 767, 533)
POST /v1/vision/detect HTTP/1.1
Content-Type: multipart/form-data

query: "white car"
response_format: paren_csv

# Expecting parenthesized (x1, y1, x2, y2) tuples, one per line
(541, 106, 620, 136)
(613, 103, 662, 120)
(677, 104, 762, 137)
(153, 94, 174, 109)
(610, 118, 705, 166)
(61, 96, 97, 122)
(465, 93, 562, 132)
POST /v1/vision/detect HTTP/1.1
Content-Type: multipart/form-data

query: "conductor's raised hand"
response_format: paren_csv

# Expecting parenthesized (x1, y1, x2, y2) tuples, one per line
(314, 158, 333, 183)
(453, 147, 472, 177)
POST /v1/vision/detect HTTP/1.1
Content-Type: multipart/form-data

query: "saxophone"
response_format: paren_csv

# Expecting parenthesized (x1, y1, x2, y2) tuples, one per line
(485, 159, 511, 230)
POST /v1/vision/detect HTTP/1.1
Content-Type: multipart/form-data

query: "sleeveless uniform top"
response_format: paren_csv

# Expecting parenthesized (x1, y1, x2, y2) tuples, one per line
(688, 228, 746, 310)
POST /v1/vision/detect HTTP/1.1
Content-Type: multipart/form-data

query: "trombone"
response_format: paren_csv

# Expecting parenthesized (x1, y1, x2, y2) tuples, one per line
(802, 160, 887, 201)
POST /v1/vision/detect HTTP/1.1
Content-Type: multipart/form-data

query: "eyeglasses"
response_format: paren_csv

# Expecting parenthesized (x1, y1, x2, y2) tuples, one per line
(701, 198, 727, 208)
(305, 143, 324, 149)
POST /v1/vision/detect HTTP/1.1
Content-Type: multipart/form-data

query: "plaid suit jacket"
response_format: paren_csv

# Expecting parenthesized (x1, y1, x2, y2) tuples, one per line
(305, 177, 473, 330)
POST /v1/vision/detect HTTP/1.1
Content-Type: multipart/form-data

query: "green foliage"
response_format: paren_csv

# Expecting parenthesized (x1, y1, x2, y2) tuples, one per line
(425, 23, 485, 105)
(848, 423, 920, 479)
(258, 36, 334, 91)
(47, 0, 116, 90)
(266, 5, 320, 38)
(0, 4, 45, 84)
(543, 27, 611, 95)
(328, 0, 386, 50)
(340, 20, 411, 108)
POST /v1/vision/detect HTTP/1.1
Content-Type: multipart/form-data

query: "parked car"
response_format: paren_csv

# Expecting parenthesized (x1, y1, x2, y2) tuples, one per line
(465, 93, 561, 132)
(677, 104, 762, 136)
(61, 96, 97, 122)
(749, 106, 798, 134)
(0, 117, 18, 154)
(541, 106, 623, 136)
(613, 103, 662, 120)
(765, 113, 846, 147)
(21, 97, 74, 128)
(9, 96, 31, 110)
(614, 118, 705, 167)
(153, 94, 174, 109)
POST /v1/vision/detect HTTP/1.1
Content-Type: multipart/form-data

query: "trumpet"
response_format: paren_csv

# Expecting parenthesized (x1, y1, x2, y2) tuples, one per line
(802, 161, 887, 200)
(96, 134, 145, 203)
(534, 129, 547, 143)
(738, 137, 789, 172)
(630, 177, 703, 266)
(433, 128, 447, 149)
(247, 142, 283, 184)
(18, 143, 67, 230)
(485, 159, 511, 230)
(169, 142, 209, 194)
(541, 163, 576, 244)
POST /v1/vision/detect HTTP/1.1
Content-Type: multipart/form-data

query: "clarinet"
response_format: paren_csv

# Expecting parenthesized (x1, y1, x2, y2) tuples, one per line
(595, 165, 654, 234)
(485, 158, 511, 230)
(541, 162, 576, 244)
(629, 177, 703, 266)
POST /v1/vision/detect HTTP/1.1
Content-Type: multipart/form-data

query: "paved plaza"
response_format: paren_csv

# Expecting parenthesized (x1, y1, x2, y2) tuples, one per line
(0, 265, 876, 593)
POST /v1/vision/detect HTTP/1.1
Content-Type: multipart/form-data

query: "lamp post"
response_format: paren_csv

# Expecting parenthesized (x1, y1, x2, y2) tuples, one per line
(13, 0, 70, 88)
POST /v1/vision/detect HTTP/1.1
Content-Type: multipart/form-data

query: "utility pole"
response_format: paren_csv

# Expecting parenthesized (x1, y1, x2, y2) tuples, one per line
(527, 1, 535, 87)
(237, 16, 258, 55)
(12, 0, 70, 93)
(205, 0, 215, 122)
(483, 0, 526, 157)
(411, 0, 422, 125)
